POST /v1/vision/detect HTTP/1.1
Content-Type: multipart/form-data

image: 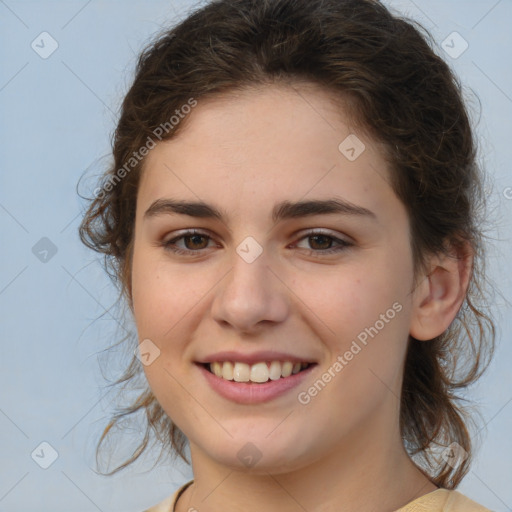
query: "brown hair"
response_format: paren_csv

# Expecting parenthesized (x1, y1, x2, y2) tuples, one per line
(79, 0, 495, 488)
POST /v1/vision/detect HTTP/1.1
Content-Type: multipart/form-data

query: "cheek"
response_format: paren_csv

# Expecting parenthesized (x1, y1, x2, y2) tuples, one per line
(130, 248, 204, 419)
(300, 256, 412, 398)
(297, 260, 407, 340)
(302, 270, 410, 419)
(131, 247, 197, 336)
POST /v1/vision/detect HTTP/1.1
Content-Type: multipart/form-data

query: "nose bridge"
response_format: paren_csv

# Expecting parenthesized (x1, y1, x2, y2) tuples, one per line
(211, 241, 288, 332)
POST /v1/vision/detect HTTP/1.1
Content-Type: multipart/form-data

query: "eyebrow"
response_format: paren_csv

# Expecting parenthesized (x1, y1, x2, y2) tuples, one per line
(144, 197, 377, 224)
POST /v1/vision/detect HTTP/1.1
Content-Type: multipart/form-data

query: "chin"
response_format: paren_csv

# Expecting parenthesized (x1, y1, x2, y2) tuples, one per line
(195, 432, 316, 474)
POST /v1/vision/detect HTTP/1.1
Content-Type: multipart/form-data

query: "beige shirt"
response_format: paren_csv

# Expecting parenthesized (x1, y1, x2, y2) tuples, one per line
(144, 480, 492, 512)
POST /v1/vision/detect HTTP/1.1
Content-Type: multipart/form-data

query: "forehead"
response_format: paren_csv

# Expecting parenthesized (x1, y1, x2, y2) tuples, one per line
(138, 83, 396, 226)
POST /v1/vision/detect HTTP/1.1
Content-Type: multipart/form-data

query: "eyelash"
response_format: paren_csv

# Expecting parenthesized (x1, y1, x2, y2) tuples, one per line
(161, 229, 353, 257)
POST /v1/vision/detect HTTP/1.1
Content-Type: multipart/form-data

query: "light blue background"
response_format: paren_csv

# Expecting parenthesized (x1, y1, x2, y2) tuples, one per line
(0, 1, 511, 511)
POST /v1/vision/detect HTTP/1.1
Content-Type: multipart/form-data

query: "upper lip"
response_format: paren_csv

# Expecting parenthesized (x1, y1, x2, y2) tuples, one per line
(196, 350, 317, 365)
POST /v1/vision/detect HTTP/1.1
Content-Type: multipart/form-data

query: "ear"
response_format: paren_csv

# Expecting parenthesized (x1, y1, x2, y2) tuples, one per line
(409, 241, 473, 341)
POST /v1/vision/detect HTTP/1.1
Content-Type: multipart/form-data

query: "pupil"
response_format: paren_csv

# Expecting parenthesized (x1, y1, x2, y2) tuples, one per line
(310, 235, 331, 250)
(186, 234, 207, 250)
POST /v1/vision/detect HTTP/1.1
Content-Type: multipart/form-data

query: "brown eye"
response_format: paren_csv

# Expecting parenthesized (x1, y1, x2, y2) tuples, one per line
(308, 234, 334, 250)
(182, 234, 209, 250)
(294, 230, 353, 255)
(163, 230, 215, 255)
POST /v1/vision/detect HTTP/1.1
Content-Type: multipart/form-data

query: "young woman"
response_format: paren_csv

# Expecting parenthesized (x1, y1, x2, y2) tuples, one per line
(80, 1, 496, 510)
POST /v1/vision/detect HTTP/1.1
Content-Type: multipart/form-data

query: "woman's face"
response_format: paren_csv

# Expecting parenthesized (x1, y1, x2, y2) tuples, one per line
(131, 83, 418, 473)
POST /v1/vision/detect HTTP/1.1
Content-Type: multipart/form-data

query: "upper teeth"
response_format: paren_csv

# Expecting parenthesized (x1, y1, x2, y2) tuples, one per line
(209, 361, 309, 383)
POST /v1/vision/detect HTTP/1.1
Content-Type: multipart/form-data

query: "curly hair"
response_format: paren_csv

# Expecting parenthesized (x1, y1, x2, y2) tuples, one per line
(79, 0, 495, 488)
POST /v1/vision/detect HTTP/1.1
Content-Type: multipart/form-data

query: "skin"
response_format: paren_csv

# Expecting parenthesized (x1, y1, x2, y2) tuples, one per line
(130, 83, 471, 512)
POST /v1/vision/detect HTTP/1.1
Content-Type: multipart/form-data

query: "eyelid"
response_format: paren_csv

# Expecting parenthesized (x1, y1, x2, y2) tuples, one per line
(291, 229, 353, 254)
(294, 227, 352, 243)
(161, 227, 353, 256)
(162, 227, 351, 243)
(163, 228, 213, 242)
(162, 228, 217, 249)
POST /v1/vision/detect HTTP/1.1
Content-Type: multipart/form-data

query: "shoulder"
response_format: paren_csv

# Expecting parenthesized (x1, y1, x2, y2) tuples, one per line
(396, 488, 492, 512)
(143, 494, 175, 512)
(142, 480, 194, 512)
(141, 484, 491, 512)
(443, 489, 492, 512)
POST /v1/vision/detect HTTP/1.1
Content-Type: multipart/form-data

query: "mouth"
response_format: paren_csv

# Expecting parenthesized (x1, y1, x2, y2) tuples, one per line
(196, 359, 318, 404)
(197, 360, 316, 384)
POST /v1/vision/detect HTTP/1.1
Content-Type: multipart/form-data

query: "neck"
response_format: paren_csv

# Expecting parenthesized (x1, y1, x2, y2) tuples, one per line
(175, 414, 437, 512)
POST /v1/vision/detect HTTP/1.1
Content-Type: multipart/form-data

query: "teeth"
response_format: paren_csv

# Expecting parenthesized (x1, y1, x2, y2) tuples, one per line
(222, 361, 234, 380)
(233, 362, 250, 382)
(281, 361, 293, 377)
(269, 361, 282, 380)
(207, 361, 311, 383)
(250, 362, 269, 383)
(211, 361, 223, 378)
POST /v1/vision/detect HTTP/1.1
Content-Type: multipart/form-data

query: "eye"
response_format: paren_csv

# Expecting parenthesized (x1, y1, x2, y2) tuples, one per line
(293, 230, 353, 255)
(161, 229, 353, 257)
(162, 230, 216, 256)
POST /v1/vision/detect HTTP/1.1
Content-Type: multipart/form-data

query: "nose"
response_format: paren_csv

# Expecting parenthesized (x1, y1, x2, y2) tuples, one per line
(210, 249, 289, 335)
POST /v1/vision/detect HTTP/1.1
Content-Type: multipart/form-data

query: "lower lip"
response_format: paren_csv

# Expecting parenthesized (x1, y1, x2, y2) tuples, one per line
(196, 363, 316, 404)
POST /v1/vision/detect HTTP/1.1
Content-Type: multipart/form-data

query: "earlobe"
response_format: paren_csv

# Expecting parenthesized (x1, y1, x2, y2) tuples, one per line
(410, 243, 473, 341)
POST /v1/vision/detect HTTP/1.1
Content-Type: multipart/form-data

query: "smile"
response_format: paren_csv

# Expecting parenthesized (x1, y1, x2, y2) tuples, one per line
(196, 361, 317, 404)
(204, 360, 313, 383)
